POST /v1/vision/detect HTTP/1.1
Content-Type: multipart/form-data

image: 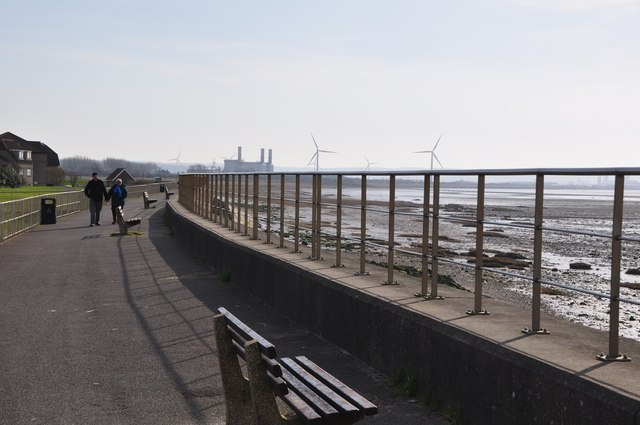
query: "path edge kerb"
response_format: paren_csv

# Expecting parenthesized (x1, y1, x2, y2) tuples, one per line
(165, 202, 640, 425)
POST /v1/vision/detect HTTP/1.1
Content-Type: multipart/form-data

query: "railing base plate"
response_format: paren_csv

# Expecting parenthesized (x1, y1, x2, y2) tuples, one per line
(466, 309, 490, 315)
(596, 353, 631, 362)
(521, 327, 550, 335)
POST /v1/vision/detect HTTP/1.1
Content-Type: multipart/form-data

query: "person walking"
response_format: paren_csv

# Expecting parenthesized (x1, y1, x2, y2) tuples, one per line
(107, 178, 128, 224)
(83, 172, 108, 227)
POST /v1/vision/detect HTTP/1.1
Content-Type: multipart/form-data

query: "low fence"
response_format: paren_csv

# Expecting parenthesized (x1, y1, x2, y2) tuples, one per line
(0, 183, 167, 242)
(178, 168, 640, 362)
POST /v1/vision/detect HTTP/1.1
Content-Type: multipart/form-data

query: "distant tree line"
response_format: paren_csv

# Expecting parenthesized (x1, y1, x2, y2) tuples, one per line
(61, 156, 172, 178)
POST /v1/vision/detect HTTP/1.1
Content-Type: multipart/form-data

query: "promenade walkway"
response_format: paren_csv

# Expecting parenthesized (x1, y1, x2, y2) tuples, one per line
(0, 196, 450, 425)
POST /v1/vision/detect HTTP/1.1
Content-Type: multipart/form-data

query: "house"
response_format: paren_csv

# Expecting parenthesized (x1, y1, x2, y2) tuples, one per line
(0, 132, 61, 186)
(106, 168, 135, 186)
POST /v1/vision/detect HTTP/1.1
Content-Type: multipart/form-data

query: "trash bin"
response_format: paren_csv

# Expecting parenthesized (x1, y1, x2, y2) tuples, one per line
(160, 183, 165, 193)
(41, 198, 56, 225)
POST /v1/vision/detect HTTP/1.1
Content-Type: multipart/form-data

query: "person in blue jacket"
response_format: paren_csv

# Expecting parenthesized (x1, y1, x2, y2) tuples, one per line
(107, 178, 128, 224)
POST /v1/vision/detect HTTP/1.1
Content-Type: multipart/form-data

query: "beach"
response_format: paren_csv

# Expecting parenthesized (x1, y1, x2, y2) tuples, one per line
(285, 186, 640, 341)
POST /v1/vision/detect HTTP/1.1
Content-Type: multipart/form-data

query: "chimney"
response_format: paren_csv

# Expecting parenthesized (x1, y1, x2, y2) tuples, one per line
(268, 149, 272, 164)
(237, 146, 242, 162)
(260, 148, 265, 163)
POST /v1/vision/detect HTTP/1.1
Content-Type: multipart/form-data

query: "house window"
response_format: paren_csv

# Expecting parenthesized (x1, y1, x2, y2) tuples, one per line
(26, 151, 32, 160)
(26, 169, 32, 176)
(17, 151, 24, 160)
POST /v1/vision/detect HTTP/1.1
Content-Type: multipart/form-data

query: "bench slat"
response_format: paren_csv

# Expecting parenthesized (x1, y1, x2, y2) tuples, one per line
(293, 356, 378, 416)
(280, 357, 361, 420)
(281, 367, 340, 420)
(218, 307, 278, 359)
(229, 325, 283, 378)
(280, 390, 324, 423)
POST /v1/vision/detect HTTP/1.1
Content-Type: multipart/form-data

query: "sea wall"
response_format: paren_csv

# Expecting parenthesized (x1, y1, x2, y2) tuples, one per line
(166, 203, 640, 425)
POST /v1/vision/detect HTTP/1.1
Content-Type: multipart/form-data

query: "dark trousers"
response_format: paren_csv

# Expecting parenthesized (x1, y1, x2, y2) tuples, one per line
(89, 200, 103, 224)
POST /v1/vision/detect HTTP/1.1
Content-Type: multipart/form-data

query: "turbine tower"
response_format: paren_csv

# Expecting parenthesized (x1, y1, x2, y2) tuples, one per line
(414, 134, 444, 170)
(308, 133, 336, 172)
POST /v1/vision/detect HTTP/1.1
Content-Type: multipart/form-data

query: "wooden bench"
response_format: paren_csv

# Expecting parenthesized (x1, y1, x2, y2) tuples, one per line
(116, 206, 141, 235)
(164, 187, 175, 200)
(213, 307, 377, 425)
(142, 191, 158, 209)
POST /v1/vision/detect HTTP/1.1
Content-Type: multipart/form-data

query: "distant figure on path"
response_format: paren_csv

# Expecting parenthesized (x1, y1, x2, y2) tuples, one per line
(107, 178, 128, 224)
(84, 172, 108, 227)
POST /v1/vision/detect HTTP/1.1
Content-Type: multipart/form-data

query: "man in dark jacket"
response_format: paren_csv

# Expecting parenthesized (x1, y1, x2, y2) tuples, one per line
(84, 172, 108, 226)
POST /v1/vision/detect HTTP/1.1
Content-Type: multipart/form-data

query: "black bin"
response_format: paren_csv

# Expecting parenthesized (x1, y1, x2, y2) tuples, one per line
(160, 183, 165, 193)
(41, 198, 56, 225)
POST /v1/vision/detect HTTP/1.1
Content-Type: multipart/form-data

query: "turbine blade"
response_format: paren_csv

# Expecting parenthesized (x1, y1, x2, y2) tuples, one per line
(432, 134, 443, 151)
(433, 153, 444, 168)
(307, 152, 318, 166)
(319, 150, 336, 154)
(311, 133, 319, 149)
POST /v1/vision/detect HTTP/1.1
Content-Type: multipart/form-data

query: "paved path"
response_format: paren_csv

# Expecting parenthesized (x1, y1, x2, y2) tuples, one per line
(0, 196, 451, 425)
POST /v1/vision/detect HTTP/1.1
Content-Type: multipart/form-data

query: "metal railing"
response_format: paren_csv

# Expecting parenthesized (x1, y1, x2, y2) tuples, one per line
(0, 183, 168, 242)
(179, 168, 640, 361)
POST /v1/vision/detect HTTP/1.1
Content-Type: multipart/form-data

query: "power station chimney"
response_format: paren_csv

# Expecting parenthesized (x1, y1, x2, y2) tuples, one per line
(237, 146, 242, 162)
(268, 149, 272, 164)
(260, 148, 265, 163)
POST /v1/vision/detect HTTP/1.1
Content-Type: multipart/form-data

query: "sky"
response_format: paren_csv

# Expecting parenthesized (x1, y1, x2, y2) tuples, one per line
(2, 0, 640, 172)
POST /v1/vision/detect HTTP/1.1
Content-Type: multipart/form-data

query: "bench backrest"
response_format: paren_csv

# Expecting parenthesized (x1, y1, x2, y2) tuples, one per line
(216, 307, 288, 396)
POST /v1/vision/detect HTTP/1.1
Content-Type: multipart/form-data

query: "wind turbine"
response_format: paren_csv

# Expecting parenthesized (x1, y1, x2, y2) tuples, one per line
(414, 134, 444, 170)
(169, 151, 182, 166)
(364, 156, 378, 171)
(308, 133, 336, 172)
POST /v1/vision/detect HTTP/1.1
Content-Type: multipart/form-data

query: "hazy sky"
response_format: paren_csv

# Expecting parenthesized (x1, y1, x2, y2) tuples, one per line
(2, 0, 639, 171)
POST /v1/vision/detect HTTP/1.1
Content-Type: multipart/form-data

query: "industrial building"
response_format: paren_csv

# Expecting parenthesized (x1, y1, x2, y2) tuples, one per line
(223, 147, 274, 172)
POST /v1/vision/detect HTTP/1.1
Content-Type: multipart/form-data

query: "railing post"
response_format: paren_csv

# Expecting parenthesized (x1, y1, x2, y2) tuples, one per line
(193, 174, 200, 215)
(384, 175, 397, 285)
(279, 174, 285, 248)
(205, 174, 210, 220)
(426, 175, 443, 299)
(224, 175, 230, 228)
(244, 175, 249, 236)
(597, 174, 630, 361)
(334, 174, 343, 267)
(230, 175, 236, 230)
(237, 174, 242, 233)
(317, 174, 323, 260)
(523, 175, 549, 333)
(217, 174, 222, 223)
(293, 175, 301, 253)
(357, 175, 368, 276)
(467, 174, 489, 314)
(252, 174, 259, 240)
(310, 174, 318, 259)
(417, 174, 430, 297)
(266, 174, 272, 244)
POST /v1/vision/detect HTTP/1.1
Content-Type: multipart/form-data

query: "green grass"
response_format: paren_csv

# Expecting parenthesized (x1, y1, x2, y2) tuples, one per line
(0, 186, 81, 202)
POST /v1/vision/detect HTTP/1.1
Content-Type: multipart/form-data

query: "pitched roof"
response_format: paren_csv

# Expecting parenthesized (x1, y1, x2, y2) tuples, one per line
(106, 168, 135, 182)
(0, 132, 60, 166)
